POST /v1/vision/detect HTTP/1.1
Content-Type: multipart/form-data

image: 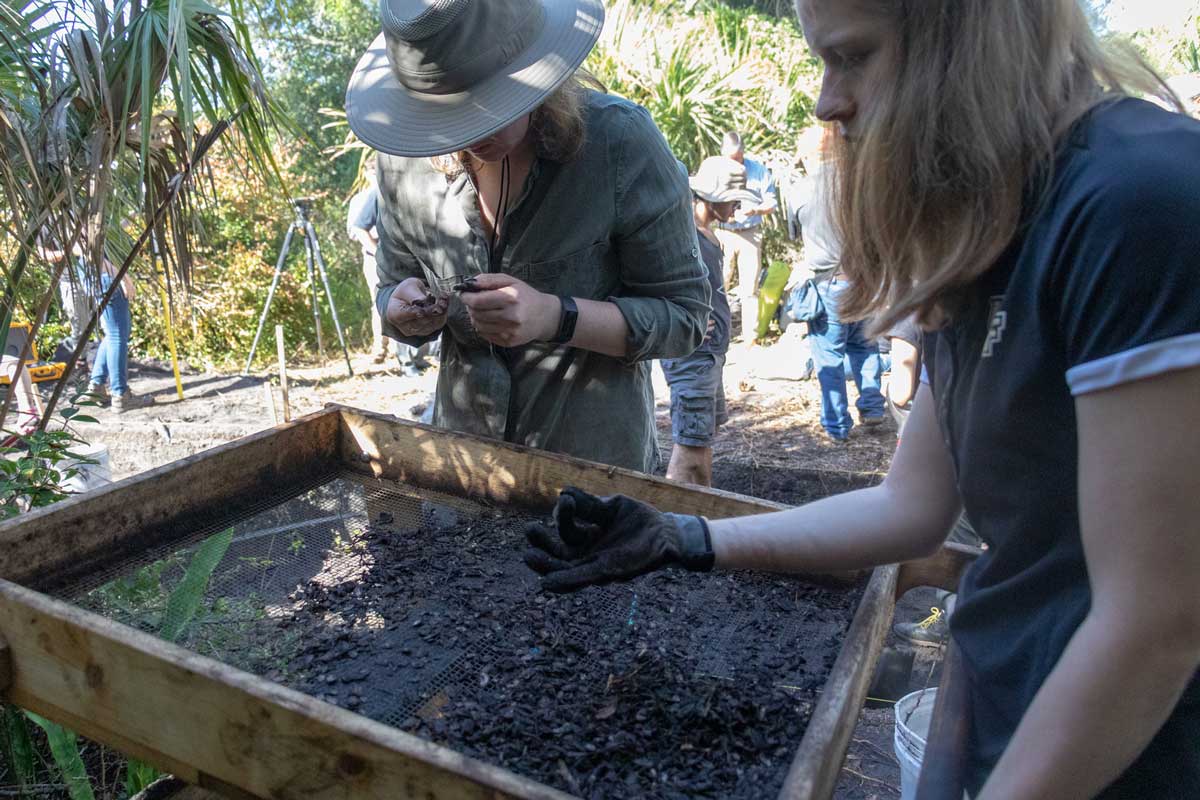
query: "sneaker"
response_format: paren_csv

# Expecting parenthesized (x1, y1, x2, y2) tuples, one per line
(111, 391, 153, 414)
(893, 606, 949, 648)
(86, 382, 110, 405)
(860, 414, 885, 428)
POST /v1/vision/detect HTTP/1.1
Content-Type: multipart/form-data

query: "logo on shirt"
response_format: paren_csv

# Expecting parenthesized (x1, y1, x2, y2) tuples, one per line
(982, 296, 1007, 358)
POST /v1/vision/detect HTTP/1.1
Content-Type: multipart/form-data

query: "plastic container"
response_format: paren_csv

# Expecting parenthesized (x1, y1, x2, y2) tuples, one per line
(894, 687, 937, 800)
(60, 443, 112, 495)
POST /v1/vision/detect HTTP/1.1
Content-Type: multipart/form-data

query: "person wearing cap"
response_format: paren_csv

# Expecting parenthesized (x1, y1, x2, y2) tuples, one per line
(715, 131, 778, 344)
(659, 157, 756, 487)
(345, 0, 711, 473)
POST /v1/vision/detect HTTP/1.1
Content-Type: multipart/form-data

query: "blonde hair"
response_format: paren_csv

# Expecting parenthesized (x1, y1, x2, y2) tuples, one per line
(833, 0, 1183, 330)
(432, 70, 605, 176)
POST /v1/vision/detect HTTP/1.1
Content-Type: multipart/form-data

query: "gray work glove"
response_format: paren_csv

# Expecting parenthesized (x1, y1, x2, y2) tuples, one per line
(524, 487, 714, 593)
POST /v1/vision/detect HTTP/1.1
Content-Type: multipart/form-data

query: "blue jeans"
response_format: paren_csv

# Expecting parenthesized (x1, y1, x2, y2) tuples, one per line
(810, 280, 885, 439)
(90, 276, 131, 396)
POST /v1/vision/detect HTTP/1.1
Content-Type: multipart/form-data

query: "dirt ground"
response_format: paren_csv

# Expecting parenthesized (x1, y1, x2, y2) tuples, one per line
(43, 334, 931, 798)
(76, 336, 897, 481)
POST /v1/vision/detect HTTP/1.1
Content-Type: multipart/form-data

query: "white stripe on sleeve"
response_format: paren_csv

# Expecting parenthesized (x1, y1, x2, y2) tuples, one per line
(1066, 332, 1200, 396)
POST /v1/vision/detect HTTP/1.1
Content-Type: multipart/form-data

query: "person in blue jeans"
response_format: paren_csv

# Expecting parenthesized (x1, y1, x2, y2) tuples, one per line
(809, 278, 885, 439)
(789, 132, 884, 440)
(87, 267, 149, 413)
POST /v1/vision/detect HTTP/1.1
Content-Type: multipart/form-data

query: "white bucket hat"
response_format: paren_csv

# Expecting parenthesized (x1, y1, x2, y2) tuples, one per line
(689, 156, 761, 205)
(346, 0, 605, 158)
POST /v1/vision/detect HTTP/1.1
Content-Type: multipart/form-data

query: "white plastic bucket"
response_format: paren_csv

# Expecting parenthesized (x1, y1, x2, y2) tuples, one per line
(894, 688, 938, 800)
(61, 443, 112, 495)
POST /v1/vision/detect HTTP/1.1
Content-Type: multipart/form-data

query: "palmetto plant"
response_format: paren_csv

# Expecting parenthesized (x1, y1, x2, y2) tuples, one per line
(587, 0, 819, 169)
(0, 0, 286, 432)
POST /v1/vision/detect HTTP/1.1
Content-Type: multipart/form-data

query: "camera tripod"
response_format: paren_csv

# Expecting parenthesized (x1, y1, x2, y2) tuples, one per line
(243, 199, 353, 377)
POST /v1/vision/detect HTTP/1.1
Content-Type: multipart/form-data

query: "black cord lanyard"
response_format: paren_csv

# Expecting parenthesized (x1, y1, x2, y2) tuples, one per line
(486, 155, 511, 273)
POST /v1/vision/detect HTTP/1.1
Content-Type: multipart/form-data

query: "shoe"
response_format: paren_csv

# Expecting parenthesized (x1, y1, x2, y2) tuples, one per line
(86, 382, 110, 405)
(860, 414, 885, 428)
(825, 432, 849, 444)
(894, 605, 949, 648)
(111, 391, 153, 414)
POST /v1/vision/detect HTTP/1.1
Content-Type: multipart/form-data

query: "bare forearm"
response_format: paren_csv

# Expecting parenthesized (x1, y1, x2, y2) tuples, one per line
(709, 483, 955, 574)
(978, 615, 1200, 800)
(567, 298, 629, 359)
(353, 230, 377, 252)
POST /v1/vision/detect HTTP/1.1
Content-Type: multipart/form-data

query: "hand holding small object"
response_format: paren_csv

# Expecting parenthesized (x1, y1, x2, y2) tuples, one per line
(386, 277, 448, 337)
(457, 273, 561, 347)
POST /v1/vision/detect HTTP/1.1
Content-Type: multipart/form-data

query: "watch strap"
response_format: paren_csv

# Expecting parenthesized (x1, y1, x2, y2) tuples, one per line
(551, 295, 579, 344)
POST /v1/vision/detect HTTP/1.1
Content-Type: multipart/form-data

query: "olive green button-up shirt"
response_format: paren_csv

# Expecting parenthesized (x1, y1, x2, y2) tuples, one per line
(374, 92, 711, 473)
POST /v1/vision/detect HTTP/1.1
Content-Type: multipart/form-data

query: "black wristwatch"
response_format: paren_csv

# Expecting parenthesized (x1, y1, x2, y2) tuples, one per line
(550, 295, 578, 344)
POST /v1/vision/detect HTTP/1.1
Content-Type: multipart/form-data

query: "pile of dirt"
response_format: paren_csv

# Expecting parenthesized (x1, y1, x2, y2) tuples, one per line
(277, 506, 862, 799)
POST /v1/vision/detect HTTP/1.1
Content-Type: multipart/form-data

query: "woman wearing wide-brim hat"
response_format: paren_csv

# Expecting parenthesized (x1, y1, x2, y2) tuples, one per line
(345, 0, 711, 472)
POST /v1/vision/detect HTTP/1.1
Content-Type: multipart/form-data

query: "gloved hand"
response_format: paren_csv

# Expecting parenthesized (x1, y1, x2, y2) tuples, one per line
(524, 487, 714, 593)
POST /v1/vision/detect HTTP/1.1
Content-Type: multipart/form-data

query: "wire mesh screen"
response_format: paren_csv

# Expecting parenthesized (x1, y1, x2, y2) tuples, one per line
(57, 470, 863, 798)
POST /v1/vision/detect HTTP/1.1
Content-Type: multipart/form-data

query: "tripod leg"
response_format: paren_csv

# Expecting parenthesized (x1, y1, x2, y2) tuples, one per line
(307, 222, 354, 377)
(303, 231, 325, 359)
(243, 224, 298, 375)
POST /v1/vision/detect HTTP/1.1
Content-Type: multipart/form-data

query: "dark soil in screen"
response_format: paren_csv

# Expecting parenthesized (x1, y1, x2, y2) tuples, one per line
(277, 494, 861, 799)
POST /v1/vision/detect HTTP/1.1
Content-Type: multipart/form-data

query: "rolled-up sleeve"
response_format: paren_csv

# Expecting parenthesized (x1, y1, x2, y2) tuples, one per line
(374, 159, 440, 347)
(609, 106, 711, 364)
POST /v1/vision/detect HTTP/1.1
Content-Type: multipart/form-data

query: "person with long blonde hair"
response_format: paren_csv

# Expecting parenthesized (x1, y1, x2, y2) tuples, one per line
(345, 0, 711, 472)
(526, 1, 1200, 796)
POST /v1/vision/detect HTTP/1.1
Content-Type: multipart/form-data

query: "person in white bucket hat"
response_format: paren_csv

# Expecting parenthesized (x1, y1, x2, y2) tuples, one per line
(345, 0, 711, 473)
(658, 156, 758, 487)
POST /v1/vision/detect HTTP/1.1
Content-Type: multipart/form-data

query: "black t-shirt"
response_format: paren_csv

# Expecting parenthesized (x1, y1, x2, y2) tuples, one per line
(925, 98, 1200, 797)
(696, 228, 730, 355)
(888, 315, 921, 350)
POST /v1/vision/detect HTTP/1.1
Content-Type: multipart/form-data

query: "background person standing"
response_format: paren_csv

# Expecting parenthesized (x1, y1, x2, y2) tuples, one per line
(85, 260, 150, 413)
(346, 158, 431, 376)
(346, 160, 390, 364)
(660, 156, 750, 487)
(715, 131, 777, 343)
(790, 127, 885, 440)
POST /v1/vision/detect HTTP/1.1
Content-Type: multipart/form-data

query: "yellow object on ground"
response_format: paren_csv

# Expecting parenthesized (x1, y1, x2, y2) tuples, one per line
(756, 260, 793, 340)
(0, 322, 65, 385)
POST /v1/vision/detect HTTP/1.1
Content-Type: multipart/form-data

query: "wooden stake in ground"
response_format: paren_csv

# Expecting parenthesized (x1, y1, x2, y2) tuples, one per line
(156, 260, 185, 401)
(263, 379, 279, 426)
(275, 325, 291, 423)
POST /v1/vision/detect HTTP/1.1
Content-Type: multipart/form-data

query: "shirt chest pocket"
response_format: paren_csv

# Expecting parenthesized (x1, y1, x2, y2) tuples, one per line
(508, 240, 614, 300)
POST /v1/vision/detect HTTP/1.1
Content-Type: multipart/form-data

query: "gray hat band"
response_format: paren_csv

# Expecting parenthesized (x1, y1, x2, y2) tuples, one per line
(385, 0, 546, 96)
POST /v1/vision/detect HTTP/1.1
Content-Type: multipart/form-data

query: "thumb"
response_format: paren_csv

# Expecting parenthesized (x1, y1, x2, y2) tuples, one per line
(466, 272, 519, 291)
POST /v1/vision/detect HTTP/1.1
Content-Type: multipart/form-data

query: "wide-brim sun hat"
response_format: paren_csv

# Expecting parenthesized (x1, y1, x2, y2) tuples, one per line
(689, 156, 761, 205)
(346, 0, 605, 158)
